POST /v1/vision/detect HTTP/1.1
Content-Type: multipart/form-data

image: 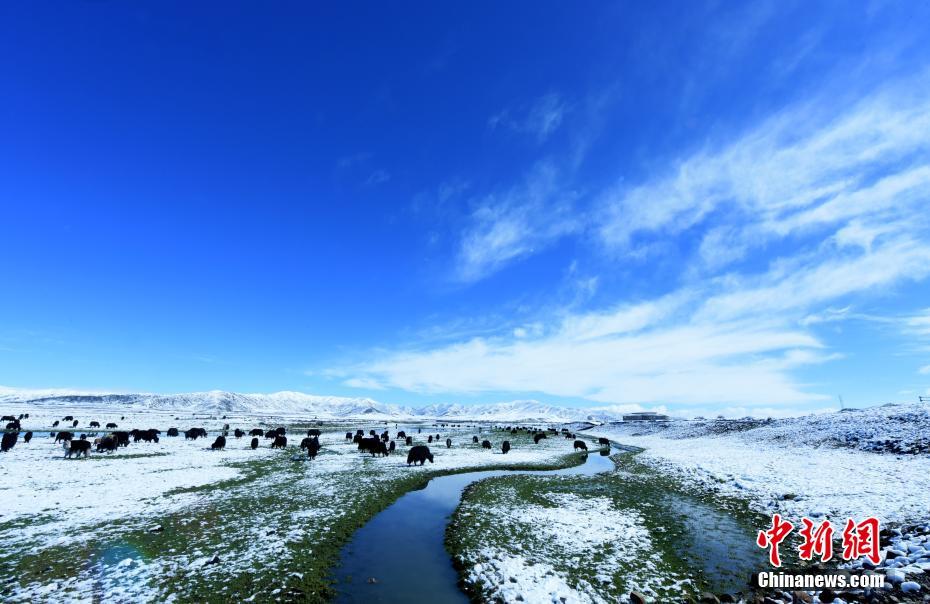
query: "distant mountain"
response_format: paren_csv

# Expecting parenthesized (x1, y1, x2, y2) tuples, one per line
(0, 387, 625, 422)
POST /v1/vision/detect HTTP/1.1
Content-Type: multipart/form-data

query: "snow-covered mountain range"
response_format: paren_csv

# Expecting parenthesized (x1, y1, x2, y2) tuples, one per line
(0, 387, 628, 422)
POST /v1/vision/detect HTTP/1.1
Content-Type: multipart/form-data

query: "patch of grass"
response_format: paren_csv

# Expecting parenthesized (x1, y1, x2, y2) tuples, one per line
(446, 450, 771, 603)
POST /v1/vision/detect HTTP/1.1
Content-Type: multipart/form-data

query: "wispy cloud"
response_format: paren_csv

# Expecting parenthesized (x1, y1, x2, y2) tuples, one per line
(454, 162, 579, 282)
(340, 74, 930, 407)
(489, 92, 567, 143)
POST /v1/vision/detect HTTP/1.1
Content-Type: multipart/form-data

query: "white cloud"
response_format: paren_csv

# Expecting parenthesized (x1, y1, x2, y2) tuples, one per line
(341, 75, 930, 409)
(455, 162, 579, 282)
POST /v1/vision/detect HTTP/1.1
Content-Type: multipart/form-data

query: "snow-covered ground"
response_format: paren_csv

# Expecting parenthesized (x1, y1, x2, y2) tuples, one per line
(589, 402, 930, 527)
(0, 406, 582, 602)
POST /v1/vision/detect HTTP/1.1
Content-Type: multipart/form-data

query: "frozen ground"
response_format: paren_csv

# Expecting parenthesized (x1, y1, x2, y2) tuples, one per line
(0, 406, 580, 603)
(589, 402, 930, 527)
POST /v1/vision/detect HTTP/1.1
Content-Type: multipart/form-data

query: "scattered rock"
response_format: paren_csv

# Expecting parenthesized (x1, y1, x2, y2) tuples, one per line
(899, 581, 921, 594)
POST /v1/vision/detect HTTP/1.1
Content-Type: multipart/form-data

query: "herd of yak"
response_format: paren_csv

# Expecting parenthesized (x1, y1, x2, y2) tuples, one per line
(1, 413, 611, 465)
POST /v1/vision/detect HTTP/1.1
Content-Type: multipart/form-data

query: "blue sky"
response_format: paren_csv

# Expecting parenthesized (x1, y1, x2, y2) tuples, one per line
(2, 1, 930, 416)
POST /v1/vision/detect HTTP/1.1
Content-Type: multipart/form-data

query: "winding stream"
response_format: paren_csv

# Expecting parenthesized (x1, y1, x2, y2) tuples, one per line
(333, 444, 760, 603)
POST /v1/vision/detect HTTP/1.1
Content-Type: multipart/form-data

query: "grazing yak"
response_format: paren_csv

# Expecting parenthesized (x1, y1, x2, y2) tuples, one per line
(89, 421, 100, 428)
(345, 431, 353, 441)
(234, 428, 244, 438)
(396, 431, 406, 439)
(355, 429, 364, 437)
(72, 420, 79, 428)
(167, 427, 180, 437)
(96, 436, 117, 452)
(250, 437, 259, 450)
(55, 431, 74, 444)
(185, 428, 208, 440)
(533, 433, 547, 444)
(353, 433, 363, 444)
(307, 429, 322, 438)
(358, 437, 388, 457)
(0, 415, 13, 422)
(306, 440, 321, 460)
(389, 440, 396, 453)
(63, 416, 74, 421)
(407, 445, 434, 466)
(133, 429, 160, 443)
(472, 435, 479, 444)
(381, 431, 389, 442)
(275, 427, 286, 436)
(501, 440, 510, 454)
(271, 435, 288, 449)
(446, 438, 452, 448)
(250, 428, 264, 437)
(481, 440, 492, 449)
(427, 435, 433, 444)
(573, 440, 588, 451)
(52, 420, 60, 427)
(23, 431, 33, 444)
(113, 431, 130, 447)
(64, 440, 91, 458)
(264, 429, 277, 439)
(299, 437, 319, 450)
(405, 436, 413, 446)
(106, 422, 118, 429)
(369, 430, 376, 436)
(210, 436, 226, 450)
(6, 421, 19, 431)
(1, 431, 17, 452)
(598, 437, 610, 446)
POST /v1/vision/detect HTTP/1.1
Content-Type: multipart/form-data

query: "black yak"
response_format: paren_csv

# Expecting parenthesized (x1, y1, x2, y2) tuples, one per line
(502, 440, 510, 454)
(357, 437, 379, 454)
(211, 436, 226, 450)
(345, 431, 353, 441)
(250, 428, 264, 437)
(65, 440, 91, 458)
(598, 437, 610, 446)
(63, 416, 74, 421)
(428, 435, 433, 443)
(271, 435, 287, 449)
(389, 440, 396, 453)
(52, 420, 60, 427)
(307, 439, 321, 460)
(405, 436, 413, 446)
(113, 431, 130, 447)
(55, 431, 74, 444)
(407, 445, 433, 466)
(353, 433, 363, 444)
(106, 422, 118, 429)
(264, 430, 277, 439)
(397, 431, 406, 439)
(299, 437, 319, 450)
(72, 420, 79, 428)
(167, 428, 180, 437)
(275, 427, 286, 436)
(97, 436, 117, 452)
(250, 437, 259, 450)
(23, 431, 33, 444)
(573, 440, 588, 451)
(472, 435, 479, 444)
(307, 429, 322, 437)
(234, 428, 244, 438)
(1, 431, 17, 452)
(534, 433, 547, 444)
(481, 440, 491, 449)
(89, 421, 100, 428)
